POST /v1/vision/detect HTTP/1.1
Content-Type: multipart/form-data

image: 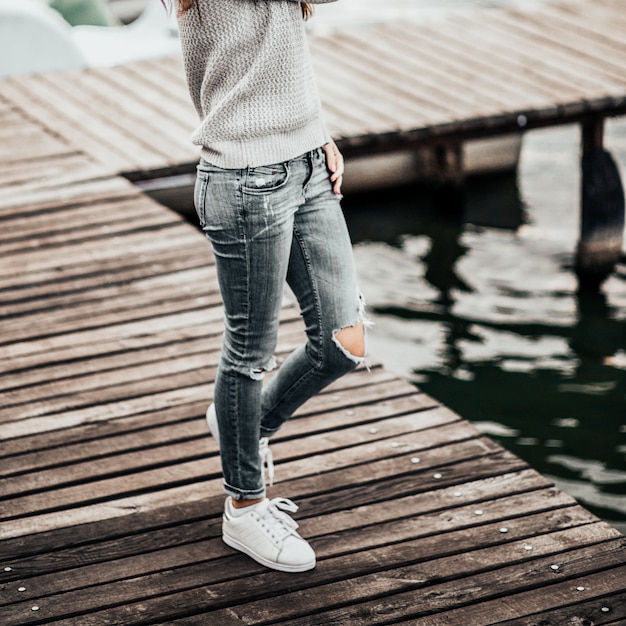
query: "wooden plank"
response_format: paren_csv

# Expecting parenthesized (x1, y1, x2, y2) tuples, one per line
(4, 452, 526, 543)
(10, 510, 611, 626)
(482, 10, 626, 90)
(0, 278, 217, 346)
(0, 308, 219, 379)
(2, 490, 582, 613)
(0, 174, 138, 212)
(59, 67, 193, 165)
(403, 566, 626, 625)
(0, 366, 405, 456)
(539, 1, 626, 54)
(0, 193, 177, 240)
(166, 532, 625, 626)
(0, 77, 129, 175)
(102, 63, 197, 135)
(0, 466, 545, 562)
(336, 30, 520, 119)
(0, 236, 211, 296)
(1, 308, 222, 364)
(0, 152, 102, 192)
(123, 56, 192, 110)
(2, 312, 346, 423)
(0, 434, 516, 539)
(339, 27, 542, 115)
(0, 356, 388, 441)
(0, 405, 462, 505)
(0, 462, 569, 624)
(0, 243, 211, 306)
(446, 13, 618, 101)
(311, 38, 453, 130)
(0, 356, 216, 426)
(0, 265, 220, 343)
(374, 22, 564, 107)
(0, 473, 560, 616)
(0, 123, 72, 164)
(0, 224, 201, 279)
(0, 206, 181, 256)
(496, 594, 626, 626)
(0, 387, 424, 475)
(500, 5, 626, 81)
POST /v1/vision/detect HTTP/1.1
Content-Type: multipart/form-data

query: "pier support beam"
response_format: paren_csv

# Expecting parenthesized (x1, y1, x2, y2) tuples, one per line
(575, 117, 625, 289)
(427, 143, 465, 188)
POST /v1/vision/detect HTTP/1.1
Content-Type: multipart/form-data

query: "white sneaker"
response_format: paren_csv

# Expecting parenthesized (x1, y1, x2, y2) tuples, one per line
(206, 404, 275, 486)
(222, 497, 316, 572)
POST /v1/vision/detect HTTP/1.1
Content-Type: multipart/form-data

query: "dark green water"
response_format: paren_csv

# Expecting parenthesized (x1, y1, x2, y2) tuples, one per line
(343, 124, 626, 534)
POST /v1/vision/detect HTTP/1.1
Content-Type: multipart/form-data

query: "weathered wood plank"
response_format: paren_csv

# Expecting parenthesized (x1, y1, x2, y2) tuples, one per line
(167, 530, 624, 626)
(59, 67, 193, 164)
(0, 194, 177, 241)
(0, 224, 201, 280)
(449, 13, 617, 100)
(5, 483, 571, 620)
(0, 77, 130, 174)
(404, 564, 626, 626)
(0, 360, 391, 440)
(496, 592, 626, 626)
(0, 442, 522, 541)
(3, 370, 422, 472)
(11, 512, 610, 626)
(0, 390, 425, 476)
(0, 265, 220, 342)
(0, 400, 470, 519)
(0, 174, 138, 212)
(496, 6, 626, 82)
(3, 464, 572, 604)
(374, 22, 563, 107)
(0, 467, 545, 563)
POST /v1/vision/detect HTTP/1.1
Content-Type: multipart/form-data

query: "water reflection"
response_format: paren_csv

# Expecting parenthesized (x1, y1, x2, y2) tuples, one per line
(343, 163, 626, 533)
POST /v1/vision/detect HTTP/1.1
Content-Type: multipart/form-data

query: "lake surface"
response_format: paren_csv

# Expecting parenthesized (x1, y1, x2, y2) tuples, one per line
(311, 0, 626, 534)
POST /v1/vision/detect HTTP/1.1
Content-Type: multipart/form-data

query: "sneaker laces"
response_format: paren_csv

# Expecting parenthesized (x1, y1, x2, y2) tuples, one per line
(264, 497, 300, 541)
(259, 437, 275, 487)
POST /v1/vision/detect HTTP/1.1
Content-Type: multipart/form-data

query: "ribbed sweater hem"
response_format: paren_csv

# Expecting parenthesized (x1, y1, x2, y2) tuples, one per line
(199, 117, 329, 169)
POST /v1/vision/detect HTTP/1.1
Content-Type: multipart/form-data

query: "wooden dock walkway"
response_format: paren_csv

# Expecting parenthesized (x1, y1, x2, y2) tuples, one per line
(1, 0, 626, 624)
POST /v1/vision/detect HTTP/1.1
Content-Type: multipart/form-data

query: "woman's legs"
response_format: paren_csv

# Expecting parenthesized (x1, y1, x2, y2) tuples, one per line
(260, 148, 368, 437)
(195, 149, 367, 500)
(194, 149, 366, 572)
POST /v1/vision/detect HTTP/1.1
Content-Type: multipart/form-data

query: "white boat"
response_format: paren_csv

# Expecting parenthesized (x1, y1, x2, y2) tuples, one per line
(0, 0, 178, 78)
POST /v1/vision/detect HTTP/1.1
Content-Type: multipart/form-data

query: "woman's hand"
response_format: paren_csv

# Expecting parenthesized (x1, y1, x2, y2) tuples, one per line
(323, 139, 344, 195)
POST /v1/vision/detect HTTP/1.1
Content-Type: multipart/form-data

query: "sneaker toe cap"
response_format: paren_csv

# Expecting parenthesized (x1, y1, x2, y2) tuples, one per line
(279, 536, 316, 569)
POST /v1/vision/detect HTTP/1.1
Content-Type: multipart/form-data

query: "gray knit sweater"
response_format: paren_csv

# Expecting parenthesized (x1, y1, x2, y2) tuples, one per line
(177, 0, 337, 169)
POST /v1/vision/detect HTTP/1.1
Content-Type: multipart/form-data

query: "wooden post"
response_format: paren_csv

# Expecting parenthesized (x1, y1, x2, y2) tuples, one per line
(575, 117, 625, 289)
(416, 142, 464, 188)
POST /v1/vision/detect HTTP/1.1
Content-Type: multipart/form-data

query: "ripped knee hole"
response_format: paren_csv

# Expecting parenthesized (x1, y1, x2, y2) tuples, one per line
(334, 322, 366, 359)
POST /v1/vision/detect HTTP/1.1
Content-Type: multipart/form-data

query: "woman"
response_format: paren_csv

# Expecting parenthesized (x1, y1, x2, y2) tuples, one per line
(171, 0, 368, 572)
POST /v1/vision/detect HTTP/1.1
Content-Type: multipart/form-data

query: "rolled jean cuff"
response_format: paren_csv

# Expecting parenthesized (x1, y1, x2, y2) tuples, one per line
(224, 482, 266, 501)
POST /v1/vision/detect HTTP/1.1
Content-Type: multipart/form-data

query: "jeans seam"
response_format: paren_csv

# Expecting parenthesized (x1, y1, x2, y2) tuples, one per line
(293, 222, 325, 370)
(260, 222, 325, 425)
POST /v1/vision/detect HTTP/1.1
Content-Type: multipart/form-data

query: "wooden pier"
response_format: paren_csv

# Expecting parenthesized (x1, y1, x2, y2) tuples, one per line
(1, 0, 626, 623)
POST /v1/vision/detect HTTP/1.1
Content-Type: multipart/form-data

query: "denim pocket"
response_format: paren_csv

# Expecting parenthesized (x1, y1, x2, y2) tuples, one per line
(242, 163, 290, 195)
